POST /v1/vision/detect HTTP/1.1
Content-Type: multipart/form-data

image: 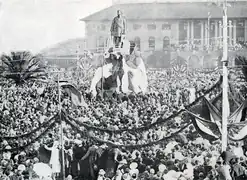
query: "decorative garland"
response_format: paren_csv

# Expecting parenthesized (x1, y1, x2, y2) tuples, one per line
(0, 119, 59, 153)
(0, 76, 222, 151)
(63, 113, 191, 149)
(0, 114, 58, 140)
(66, 76, 223, 133)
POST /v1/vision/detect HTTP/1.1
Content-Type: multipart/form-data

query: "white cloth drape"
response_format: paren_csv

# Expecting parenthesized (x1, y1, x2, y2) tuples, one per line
(90, 56, 148, 96)
(121, 56, 148, 94)
(46, 141, 61, 174)
(189, 87, 196, 103)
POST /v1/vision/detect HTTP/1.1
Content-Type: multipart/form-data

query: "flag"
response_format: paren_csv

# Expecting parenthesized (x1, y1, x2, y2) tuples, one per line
(170, 56, 187, 73)
(228, 99, 247, 123)
(186, 110, 220, 141)
(203, 97, 222, 133)
(60, 82, 88, 107)
(228, 121, 247, 141)
(227, 98, 247, 141)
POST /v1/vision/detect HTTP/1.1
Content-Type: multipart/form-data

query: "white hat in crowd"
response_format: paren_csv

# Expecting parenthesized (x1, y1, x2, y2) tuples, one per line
(98, 169, 106, 175)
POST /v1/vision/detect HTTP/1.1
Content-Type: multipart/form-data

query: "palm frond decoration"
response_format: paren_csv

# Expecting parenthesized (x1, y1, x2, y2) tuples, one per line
(0, 51, 47, 85)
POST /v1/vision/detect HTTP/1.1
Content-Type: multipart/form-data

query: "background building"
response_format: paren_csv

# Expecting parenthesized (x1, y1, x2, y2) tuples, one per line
(41, 1, 247, 69)
(81, 1, 247, 52)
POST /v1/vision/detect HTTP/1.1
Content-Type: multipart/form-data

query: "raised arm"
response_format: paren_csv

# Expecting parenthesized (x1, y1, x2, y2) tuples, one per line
(44, 144, 52, 151)
(114, 148, 121, 162)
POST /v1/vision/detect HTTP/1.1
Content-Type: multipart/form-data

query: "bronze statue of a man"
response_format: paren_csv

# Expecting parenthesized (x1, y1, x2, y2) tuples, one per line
(110, 10, 126, 48)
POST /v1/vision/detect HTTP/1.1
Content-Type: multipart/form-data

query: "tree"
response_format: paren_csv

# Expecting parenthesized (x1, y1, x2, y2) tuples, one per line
(0, 51, 47, 85)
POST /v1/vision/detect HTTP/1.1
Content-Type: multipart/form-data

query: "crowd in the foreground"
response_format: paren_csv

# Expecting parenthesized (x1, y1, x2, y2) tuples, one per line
(0, 68, 247, 180)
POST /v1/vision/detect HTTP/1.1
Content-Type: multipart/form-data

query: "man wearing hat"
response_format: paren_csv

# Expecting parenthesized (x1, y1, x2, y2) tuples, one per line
(97, 169, 106, 180)
(71, 139, 86, 179)
(110, 10, 126, 48)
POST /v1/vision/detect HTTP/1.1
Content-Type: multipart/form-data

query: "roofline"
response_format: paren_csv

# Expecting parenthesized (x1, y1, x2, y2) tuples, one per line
(80, 5, 114, 21)
(80, 2, 247, 22)
(81, 17, 247, 22)
(80, 2, 211, 21)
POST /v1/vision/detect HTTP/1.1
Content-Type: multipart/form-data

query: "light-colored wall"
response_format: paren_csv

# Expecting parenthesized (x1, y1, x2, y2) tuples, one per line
(84, 18, 247, 52)
(245, 20, 247, 41)
(85, 19, 180, 52)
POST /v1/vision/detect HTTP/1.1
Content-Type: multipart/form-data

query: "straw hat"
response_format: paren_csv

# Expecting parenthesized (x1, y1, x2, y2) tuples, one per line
(74, 139, 82, 145)
(119, 159, 127, 165)
(100, 144, 108, 149)
(20, 151, 26, 156)
(5, 146, 11, 150)
(17, 164, 26, 171)
(2, 140, 8, 146)
(98, 169, 106, 175)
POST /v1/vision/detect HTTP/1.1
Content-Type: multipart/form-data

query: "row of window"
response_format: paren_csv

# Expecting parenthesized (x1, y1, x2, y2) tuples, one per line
(96, 36, 171, 51)
(89, 19, 246, 32)
(89, 23, 171, 32)
(146, 24, 171, 31)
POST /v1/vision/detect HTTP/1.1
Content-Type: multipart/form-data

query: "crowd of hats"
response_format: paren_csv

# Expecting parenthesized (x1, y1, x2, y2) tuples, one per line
(0, 68, 245, 180)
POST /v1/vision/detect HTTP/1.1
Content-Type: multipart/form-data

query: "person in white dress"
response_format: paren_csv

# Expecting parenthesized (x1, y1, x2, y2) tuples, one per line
(45, 140, 61, 179)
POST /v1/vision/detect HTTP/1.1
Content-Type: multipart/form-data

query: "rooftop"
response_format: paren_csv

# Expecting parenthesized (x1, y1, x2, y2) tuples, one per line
(81, 2, 247, 21)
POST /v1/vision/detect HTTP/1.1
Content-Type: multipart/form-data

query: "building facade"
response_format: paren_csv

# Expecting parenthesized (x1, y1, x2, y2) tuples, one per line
(81, 2, 247, 53)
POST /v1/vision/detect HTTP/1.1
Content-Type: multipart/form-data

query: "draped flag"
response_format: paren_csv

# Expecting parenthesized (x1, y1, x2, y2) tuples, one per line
(60, 82, 88, 107)
(187, 97, 223, 141)
(203, 97, 222, 133)
(186, 110, 220, 141)
(189, 94, 247, 141)
(228, 121, 247, 141)
(228, 99, 247, 141)
(170, 56, 187, 73)
(228, 99, 247, 123)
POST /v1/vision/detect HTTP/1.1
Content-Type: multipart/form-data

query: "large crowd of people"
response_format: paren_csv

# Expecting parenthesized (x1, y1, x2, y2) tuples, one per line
(0, 67, 247, 180)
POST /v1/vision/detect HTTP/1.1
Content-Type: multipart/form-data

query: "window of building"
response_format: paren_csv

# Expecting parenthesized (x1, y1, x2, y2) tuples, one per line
(97, 36, 105, 52)
(147, 24, 156, 30)
(163, 36, 170, 49)
(92, 24, 96, 30)
(101, 24, 106, 31)
(194, 21, 201, 42)
(134, 37, 141, 50)
(162, 24, 171, 30)
(149, 37, 155, 50)
(183, 22, 188, 30)
(97, 24, 106, 31)
(179, 21, 187, 45)
(236, 20, 245, 43)
(133, 24, 142, 30)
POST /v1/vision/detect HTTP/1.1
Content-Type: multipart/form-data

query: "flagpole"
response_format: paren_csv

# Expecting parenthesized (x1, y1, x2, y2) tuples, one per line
(101, 54, 104, 99)
(208, 11, 211, 50)
(77, 45, 80, 86)
(221, 0, 229, 152)
(57, 73, 66, 180)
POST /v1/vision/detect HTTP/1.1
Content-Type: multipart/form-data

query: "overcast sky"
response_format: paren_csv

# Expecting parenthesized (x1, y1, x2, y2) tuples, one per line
(0, 0, 244, 54)
(0, 0, 112, 54)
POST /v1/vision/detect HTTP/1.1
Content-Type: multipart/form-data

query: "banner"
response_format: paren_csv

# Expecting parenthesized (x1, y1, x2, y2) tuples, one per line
(186, 110, 220, 141)
(203, 97, 222, 133)
(228, 121, 247, 141)
(228, 99, 247, 124)
(60, 82, 88, 107)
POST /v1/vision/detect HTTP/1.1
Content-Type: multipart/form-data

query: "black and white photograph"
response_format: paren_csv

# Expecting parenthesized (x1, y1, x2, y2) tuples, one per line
(1, 0, 247, 179)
